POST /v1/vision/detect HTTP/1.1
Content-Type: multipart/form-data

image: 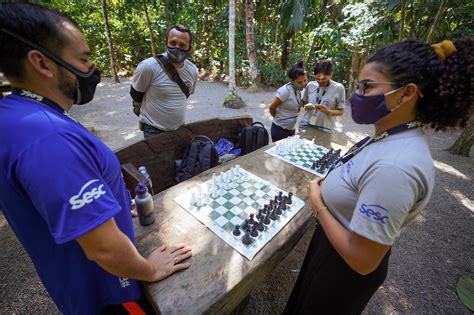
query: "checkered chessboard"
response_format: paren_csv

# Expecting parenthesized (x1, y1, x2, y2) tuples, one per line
(265, 136, 333, 177)
(174, 167, 305, 260)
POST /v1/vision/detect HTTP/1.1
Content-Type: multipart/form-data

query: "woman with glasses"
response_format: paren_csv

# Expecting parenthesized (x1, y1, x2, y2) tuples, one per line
(285, 38, 473, 314)
(269, 60, 307, 142)
(299, 60, 346, 132)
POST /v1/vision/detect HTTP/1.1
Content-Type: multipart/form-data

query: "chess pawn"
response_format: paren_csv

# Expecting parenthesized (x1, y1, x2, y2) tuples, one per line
(233, 224, 241, 236)
(256, 219, 265, 232)
(210, 184, 219, 199)
(242, 230, 252, 245)
(190, 192, 198, 207)
(263, 213, 271, 225)
(248, 213, 256, 225)
(250, 224, 259, 237)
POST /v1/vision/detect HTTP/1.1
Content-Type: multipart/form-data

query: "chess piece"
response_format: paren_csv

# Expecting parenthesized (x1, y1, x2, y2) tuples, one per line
(248, 213, 256, 225)
(242, 230, 252, 245)
(190, 192, 198, 207)
(242, 219, 250, 230)
(263, 213, 271, 225)
(277, 191, 283, 202)
(287, 192, 293, 205)
(275, 204, 282, 215)
(280, 199, 287, 211)
(233, 224, 241, 236)
(250, 224, 259, 237)
(256, 219, 265, 232)
(270, 209, 278, 220)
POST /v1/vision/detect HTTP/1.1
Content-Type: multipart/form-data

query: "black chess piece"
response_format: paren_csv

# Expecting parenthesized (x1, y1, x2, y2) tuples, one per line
(242, 230, 252, 245)
(277, 191, 283, 202)
(242, 219, 249, 230)
(275, 204, 282, 215)
(280, 201, 287, 211)
(250, 224, 259, 237)
(263, 213, 271, 225)
(270, 209, 278, 220)
(248, 213, 256, 225)
(287, 192, 293, 205)
(256, 219, 265, 232)
(233, 224, 241, 236)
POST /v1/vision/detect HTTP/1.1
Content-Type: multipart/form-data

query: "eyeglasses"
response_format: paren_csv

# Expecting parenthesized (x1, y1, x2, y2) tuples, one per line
(353, 80, 401, 95)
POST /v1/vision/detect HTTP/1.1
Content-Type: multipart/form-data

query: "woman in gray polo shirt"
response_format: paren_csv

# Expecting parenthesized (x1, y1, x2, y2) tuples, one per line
(269, 61, 307, 142)
(300, 60, 346, 132)
(285, 38, 473, 314)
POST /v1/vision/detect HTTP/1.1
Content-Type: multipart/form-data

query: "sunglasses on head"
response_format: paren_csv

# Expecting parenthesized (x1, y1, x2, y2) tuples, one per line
(353, 80, 401, 95)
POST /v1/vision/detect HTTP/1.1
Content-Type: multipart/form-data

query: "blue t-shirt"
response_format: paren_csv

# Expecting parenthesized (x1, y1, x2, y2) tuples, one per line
(0, 94, 141, 314)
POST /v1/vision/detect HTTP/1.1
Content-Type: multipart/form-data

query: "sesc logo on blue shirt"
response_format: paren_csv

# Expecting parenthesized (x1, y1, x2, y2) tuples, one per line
(358, 203, 389, 224)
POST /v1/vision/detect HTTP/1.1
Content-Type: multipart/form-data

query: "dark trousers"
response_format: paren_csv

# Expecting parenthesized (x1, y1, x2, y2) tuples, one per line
(271, 123, 295, 142)
(142, 123, 164, 139)
(284, 224, 390, 315)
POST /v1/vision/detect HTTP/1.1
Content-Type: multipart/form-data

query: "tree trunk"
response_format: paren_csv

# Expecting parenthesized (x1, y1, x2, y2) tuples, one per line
(100, 0, 120, 83)
(280, 33, 291, 70)
(449, 117, 474, 156)
(245, 0, 260, 91)
(348, 45, 359, 94)
(399, 0, 406, 41)
(143, 0, 156, 56)
(228, 0, 237, 94)
(426, 0, 446, 43)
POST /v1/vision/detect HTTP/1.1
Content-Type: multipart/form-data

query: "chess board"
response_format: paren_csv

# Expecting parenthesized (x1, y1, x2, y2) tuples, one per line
(265, 136, 335, 177)
(174, 167, 305, 260)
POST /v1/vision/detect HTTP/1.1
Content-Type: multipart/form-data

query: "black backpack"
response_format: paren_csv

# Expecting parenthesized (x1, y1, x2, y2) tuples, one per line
(175, 136, 219, 183)
(239, 122, 269, 156)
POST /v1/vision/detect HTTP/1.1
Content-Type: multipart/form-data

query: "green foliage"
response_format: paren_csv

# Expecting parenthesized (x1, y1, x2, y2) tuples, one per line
(35, 0, 473, 87)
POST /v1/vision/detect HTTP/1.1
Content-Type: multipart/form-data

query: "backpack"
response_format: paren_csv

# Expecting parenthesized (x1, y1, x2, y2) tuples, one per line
(239, 122, 269, 156)
(175, 135, 219, 183)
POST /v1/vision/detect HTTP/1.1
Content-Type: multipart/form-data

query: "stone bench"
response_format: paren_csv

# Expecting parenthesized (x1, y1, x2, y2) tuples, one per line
(115, 116, 253, 196)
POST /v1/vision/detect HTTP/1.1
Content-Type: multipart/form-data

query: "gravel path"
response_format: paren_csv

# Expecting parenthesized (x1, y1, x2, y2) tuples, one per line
(1, 79, 472, 314)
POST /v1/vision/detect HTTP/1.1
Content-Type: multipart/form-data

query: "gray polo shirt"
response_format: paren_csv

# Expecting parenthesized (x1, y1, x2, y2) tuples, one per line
(132, 54, 198, 131)
(322, 129, 435, 245)
(300, 80, 345, 132)
(273, 83, 303, 130)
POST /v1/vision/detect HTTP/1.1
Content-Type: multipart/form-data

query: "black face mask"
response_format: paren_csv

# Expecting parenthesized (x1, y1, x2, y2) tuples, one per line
(71, 65, 101, 105)
(166, 46, 190, 64)
(1, 27, 101, 104)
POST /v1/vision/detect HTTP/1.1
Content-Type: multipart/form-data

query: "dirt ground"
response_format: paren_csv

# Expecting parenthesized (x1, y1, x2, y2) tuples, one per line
(0, 79, 473, 314)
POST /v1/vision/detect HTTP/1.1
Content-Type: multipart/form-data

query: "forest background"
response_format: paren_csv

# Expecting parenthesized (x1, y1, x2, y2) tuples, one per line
(36, 0, 473, 89)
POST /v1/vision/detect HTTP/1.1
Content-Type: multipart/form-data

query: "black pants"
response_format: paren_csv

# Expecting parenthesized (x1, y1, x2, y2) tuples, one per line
(284, 224, 390, 315)
(271, 122, 295, 142)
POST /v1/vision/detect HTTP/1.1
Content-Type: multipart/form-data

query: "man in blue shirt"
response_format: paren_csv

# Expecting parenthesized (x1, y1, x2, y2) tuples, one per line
(0, 3, 192, 314)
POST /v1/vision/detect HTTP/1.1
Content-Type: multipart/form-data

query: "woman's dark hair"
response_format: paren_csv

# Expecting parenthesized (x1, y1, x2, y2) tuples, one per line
(288, 60, 306, 80)
(367, 38, 474, 130)
(314, 60, 334, 75)
(0, 2, 75, 81)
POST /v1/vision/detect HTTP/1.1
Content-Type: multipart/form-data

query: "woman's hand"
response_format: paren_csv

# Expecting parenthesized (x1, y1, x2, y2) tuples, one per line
(315, 104, 331, 115)
(307, 178, 325, 216)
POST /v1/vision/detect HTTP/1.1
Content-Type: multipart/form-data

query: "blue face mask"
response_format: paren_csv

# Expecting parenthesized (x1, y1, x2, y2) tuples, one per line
(166, 47, 190, 63)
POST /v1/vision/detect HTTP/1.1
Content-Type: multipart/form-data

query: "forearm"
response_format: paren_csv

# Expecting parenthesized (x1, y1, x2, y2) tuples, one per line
(85, 231, 155, 282)
(325, 108, 343, 116)
(309, 194, 383, 275)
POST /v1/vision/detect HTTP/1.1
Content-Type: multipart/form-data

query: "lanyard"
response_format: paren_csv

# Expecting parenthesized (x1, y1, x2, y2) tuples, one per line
(324, 121, 420, 178)
(11, 88, 65, 113)
(292, 85, 303, 109)
(316, 81, 330, 104)
(11, 88, 80, 123)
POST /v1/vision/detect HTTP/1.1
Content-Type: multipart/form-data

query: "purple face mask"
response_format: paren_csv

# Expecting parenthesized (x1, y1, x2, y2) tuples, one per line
(349, 88, 402, 124)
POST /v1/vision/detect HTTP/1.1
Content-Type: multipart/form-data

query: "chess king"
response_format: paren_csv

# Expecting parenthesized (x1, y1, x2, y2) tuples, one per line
(0, 3, 191, 314)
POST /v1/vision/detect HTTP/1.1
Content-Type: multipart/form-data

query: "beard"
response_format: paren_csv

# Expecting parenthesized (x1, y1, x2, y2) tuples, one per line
(57, 67, 77, 102)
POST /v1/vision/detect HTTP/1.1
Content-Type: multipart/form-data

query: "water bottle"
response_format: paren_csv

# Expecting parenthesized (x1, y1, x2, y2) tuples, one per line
(134, 182, 155, 226)
(138, 165, 154, 196)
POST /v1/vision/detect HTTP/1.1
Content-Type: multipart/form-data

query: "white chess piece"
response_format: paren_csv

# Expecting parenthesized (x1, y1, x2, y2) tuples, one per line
(190, 192, 197, 207)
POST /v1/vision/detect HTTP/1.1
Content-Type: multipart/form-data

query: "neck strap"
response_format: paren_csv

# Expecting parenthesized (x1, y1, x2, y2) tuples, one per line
(11, 88, 65, 114)
(325, 121, 420, 178)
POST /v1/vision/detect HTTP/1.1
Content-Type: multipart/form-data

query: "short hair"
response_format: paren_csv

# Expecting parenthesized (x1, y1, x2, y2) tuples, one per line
(165, 25, 193, 49)
(288, 60, 306, 80)
(313, 60, 333, 75)
(367, 38, 474, 130)
(0, 2, 76, 80)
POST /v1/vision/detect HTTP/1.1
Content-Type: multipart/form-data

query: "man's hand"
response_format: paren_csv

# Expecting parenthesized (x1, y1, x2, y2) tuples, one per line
(146, 243, 192, 282)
